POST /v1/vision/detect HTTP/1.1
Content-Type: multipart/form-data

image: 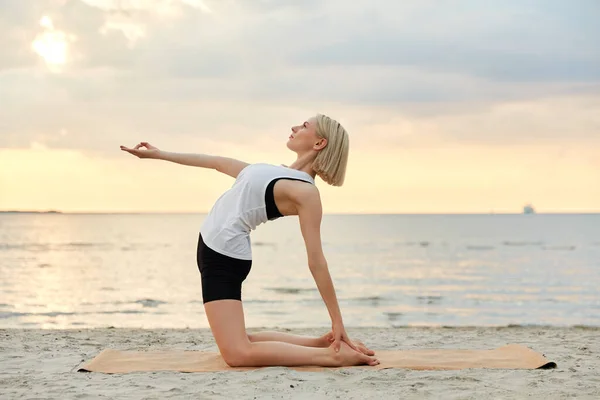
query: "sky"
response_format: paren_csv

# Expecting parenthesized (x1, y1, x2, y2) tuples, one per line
(0, 0, 599, 213)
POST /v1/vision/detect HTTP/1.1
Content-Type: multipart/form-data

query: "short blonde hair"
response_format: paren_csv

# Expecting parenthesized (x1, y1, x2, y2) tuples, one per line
(312, 114, 349, 187)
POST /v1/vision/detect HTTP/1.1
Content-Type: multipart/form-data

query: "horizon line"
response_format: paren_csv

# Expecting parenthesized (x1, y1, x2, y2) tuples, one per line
(2, 210, 599, 215)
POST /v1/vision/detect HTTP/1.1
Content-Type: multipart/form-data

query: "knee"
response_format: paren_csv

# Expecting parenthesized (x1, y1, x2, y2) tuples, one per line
(220, 345, 252, 367)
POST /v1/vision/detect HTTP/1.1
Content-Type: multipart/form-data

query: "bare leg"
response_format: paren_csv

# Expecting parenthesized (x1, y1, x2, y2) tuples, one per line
(248, 331, 375, 355)
(247, 331, 327, 347)
(204, 300, 379, 368)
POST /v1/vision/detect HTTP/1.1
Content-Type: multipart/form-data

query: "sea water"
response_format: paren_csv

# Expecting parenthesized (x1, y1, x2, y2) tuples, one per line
(1, 213, 598, 329)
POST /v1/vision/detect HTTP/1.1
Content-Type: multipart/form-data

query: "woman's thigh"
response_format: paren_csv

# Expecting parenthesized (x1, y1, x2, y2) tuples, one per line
(204, 299, 250, 358)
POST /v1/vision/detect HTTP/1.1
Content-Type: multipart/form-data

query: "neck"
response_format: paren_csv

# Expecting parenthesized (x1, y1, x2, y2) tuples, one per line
(287, 152, 317, 179)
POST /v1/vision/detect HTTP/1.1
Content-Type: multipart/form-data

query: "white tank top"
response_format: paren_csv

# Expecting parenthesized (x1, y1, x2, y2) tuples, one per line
(200, 163, 315, 260)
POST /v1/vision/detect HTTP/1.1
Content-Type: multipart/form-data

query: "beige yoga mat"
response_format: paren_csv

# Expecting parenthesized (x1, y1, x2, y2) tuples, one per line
(78, 344, 556, 373)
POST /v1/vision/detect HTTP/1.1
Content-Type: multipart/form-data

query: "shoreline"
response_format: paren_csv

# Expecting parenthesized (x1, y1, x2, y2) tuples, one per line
(2, 326, 598, 399)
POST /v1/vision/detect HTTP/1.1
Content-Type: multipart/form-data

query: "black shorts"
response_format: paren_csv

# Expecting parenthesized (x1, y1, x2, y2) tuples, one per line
(196, 233, 252, 304)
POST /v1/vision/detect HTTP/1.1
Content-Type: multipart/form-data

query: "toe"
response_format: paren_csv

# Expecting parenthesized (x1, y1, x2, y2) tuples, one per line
(361, 354, 379, 366)
(368, 357, 380, 366)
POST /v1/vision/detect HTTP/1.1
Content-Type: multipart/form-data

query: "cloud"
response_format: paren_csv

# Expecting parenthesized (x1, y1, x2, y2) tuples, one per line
(287, 1, 600, 82)
(348, 94, 600, 149)
(1, 0, 599, 155)
(4, 0, 599, 83)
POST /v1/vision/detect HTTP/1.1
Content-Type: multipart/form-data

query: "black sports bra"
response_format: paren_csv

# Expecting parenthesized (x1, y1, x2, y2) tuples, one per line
(265, 177, 312, 220)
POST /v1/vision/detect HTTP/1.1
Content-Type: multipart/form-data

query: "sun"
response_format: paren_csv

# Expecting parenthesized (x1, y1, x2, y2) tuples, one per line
(31, 16, 75, 71)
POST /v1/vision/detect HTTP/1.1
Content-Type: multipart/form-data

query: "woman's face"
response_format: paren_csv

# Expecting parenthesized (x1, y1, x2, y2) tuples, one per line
(287, 116, 321, 152)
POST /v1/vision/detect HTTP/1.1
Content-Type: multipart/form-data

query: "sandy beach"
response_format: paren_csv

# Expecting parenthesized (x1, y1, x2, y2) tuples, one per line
(1, 326, 598, 399)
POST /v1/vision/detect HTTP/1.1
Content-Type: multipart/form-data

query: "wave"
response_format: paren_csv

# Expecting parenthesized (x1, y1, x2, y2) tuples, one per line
(62, 242, 100, 247)
(0, 242, 112, 251)
(93, 310, 148, 315)
(241, 299, 284, 304)
(0, 243, 51, 251)
(542, 245, 576, 251)
(347, 295, 385, 302)
(399, 241, 431, 247)
(383, 312, 403, 321)
(265, 287, 318, 294)
(1, 242, 178, 252)
(252, 241, 277, 247)
(120, 244, 171, 251)
(417, 295, 443, 304)
(0, 311, 76, 318)
(132, 299, 168, 308)
(79, 298, 167, 307)
(466, 245, 495, 251)
(0, 309, 153, 319)
(502, 241, 544, 246)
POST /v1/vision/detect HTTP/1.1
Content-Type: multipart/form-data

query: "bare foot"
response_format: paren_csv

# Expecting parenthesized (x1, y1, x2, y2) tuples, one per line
(330, 341, 380, 367)
(319, 333, 375, 356)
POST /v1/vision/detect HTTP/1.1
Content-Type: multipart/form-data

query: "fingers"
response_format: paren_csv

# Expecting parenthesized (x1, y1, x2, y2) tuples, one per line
(350, 343, 362, 354)
(345, 337, 374, 356)
(119, 145, 134, 154)
(344, 338, 361, 354)
(120, 145, 139, 151)
(332, 338, 341, 353)
(358, 344, 375, 356)
(354, 340, 376, 356)
(120, 142, 150, 150)
(120, 146, 137, 154)
(120, 143, 151, 158)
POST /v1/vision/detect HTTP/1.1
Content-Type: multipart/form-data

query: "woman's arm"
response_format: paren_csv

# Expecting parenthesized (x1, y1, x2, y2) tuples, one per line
(296, 186, 343, 325)
(296, 186, 362, 353)
(120, 142, 249, 178)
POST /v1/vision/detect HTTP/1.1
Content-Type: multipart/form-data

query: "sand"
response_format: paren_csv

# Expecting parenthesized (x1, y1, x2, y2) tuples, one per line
(1, 326, 599, 399)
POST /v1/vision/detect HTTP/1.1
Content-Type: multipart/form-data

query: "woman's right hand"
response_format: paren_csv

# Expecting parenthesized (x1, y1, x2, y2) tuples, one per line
(322, 331, 375, 356)
(120, 142, 161, 159)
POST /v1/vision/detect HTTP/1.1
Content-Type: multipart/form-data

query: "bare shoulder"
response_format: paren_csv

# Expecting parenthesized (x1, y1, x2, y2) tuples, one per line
(290, 183, 322, 212)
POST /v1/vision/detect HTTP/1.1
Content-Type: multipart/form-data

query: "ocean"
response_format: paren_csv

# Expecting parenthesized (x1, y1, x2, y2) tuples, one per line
(1, 213, 599, 329)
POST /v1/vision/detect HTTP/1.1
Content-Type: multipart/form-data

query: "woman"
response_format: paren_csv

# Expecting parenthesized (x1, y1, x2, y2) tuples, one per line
(120, 114, 379, 367)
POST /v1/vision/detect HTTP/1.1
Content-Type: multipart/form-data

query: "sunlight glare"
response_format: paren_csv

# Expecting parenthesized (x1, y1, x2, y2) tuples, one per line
(31, 16, 75, 72)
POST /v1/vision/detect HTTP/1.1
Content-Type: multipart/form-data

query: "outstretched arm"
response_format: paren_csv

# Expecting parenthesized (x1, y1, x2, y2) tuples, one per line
(120, 142, 249, 178)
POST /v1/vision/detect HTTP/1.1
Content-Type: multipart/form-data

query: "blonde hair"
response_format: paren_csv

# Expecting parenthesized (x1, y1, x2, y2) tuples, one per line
(312, 113, 349, 187)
